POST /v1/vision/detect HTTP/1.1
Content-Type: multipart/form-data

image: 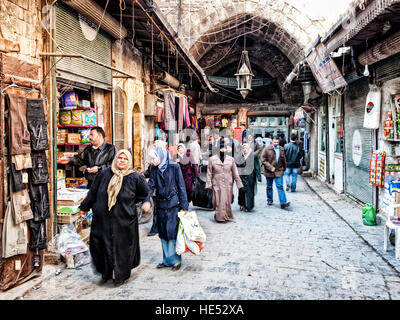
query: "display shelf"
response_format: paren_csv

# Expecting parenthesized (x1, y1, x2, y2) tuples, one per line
(384, 139, 400, 142)
(58, 124, 95, 128)
(57, 143, 90, 146)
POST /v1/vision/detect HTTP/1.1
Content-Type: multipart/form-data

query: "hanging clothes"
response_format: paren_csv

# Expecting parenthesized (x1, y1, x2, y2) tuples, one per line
(163, 91, 176, 131)
(184, 97, 191, 128)
(2, 201, 28, 258)
(11, 189, 34, 224)
(26, 98, 49, 151)
(30, 151, 49, 185)
(7, 93, 31, 155)
(28, 219, 47, 252)
(178, 96, 184, 131)
(28, 182, 50, 221)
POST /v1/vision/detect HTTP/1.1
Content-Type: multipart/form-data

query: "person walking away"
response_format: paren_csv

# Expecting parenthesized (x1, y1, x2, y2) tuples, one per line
(141, 146, 188, 271)
(284, 134, 303, 192)
(176, 143, 199, 203)
(278, 133, 287, 148)
(254, 136, 265, 158)
(236, 143, 262, 212)
(58, 126, 117, 188)
(188, 130, 202, 166)
(261, 135, 290, 209)
(78, 150, 149, 286)
(206, 140, 244, 222)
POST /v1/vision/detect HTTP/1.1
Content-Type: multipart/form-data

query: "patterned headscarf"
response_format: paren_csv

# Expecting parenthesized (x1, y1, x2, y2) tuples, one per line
(107, 149, 134, 211)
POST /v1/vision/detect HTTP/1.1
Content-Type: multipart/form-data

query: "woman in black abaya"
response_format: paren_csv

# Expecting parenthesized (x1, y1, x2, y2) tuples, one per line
(79, 149, 149, 286)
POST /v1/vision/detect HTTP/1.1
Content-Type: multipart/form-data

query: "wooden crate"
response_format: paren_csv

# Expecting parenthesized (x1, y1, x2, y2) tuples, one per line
(57, 212, 80, 224)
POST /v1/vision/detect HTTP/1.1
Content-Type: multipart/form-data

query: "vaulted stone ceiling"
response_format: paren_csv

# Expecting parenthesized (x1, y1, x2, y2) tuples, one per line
(156, 0, 353, 104)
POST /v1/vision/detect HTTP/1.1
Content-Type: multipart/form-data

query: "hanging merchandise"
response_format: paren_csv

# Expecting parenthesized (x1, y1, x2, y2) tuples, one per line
(369, 151, 386, 187)
(26, 98, 49, 151)
(155, 101, 164, 123)
(363, 85, 382, 129)
(7, 94, 31, 155)
(384, 111, 395, 139)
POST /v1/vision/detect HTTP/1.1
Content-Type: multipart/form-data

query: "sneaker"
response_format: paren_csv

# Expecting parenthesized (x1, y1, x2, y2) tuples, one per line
(281, 202, 290, 209)
(291, 190, 296, 192)
(171, 263, 181, 271)
(267, 202, 273, 206)
(286, 184, 291, 191)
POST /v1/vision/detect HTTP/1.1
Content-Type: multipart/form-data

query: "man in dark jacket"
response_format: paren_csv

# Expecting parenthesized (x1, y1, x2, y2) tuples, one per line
(260, 135, 290, 209)
(58, 126, 117, 188)
(284, 133, 303, 192)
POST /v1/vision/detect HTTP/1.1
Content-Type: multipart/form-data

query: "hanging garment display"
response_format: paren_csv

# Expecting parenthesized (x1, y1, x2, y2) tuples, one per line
(29, 151, 49, 185)
(164, 91, 176, 131)
(2, 201, 28, 259)
(363, 85, 382, 129)
(26, 98, 49, 151)
(11, 190, 34, 224)
(178, 96, 184, 131)
(10, 161, 26, 193)
(369, 151, 386, 187)
(198, 117, 206, 130)
(12, 154, 32, 171)
(28, 182, 50, 221)
(155, 104, 164, 123)
(28, 219, 47, 252)
(7, 93, 31, 155)
(184, 97, 191, 128)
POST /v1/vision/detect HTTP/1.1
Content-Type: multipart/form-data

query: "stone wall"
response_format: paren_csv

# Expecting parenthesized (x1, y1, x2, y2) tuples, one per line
(112, 39, 156, 170)
(0, 0, 42, 65)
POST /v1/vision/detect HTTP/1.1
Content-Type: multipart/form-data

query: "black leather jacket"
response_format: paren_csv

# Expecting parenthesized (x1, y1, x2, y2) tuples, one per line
(284, 142, 303, 168)
(68, 142, 117, 183)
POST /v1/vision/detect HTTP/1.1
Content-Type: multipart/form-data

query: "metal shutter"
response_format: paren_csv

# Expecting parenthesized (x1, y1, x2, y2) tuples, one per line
(344, 77, 374, 204)
(54, 3, 112, 89)
(375, 52, 400, 83)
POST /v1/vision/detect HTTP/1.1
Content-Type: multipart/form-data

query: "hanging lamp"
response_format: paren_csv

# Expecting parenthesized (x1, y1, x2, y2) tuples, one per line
(235, 34, 254, 99)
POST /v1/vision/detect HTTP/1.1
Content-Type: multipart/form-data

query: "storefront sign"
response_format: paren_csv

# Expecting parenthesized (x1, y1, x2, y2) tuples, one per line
(306, 45, 347, 93)
(352, 129, 362, 166)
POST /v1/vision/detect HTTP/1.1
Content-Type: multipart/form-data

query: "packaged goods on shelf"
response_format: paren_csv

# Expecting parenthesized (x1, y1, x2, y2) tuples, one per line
(78, 100, 91, 109)
(66, 177, 88, 189)
(62, 91, 78, 109)
(71, 109, 83, 125)
(57, 188, 89, 204)
(59, 110, 71, 125)
(67, 133, 81, 144)
(82, 109, 96, 126)
(79, 129, 90, 144)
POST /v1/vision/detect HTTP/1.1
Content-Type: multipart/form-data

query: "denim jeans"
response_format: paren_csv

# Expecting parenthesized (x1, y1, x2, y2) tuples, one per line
(160, 239, 181, 266)
(266, 176, 287, 205)
(284, 168, 298, 191)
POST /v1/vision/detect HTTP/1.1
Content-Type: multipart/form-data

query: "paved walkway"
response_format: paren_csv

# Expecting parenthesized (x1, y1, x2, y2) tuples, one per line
(15, 176, 400, 300)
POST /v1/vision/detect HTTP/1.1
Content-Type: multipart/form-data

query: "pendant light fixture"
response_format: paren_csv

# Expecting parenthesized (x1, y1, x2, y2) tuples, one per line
(235, 34, 254, 99)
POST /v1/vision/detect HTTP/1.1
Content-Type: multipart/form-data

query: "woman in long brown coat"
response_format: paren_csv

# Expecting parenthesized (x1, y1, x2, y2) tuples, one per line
(206, 140, 243, 223)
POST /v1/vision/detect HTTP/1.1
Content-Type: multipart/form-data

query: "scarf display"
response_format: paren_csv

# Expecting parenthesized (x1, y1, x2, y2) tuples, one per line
(107, 149, 134, 211)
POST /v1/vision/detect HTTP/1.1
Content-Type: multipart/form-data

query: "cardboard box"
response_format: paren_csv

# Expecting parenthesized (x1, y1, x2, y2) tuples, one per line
(67, 133, 81, 144)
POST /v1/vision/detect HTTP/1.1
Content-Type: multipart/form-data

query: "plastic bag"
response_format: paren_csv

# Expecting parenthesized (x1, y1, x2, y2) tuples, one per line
(175, 221, 203, 255)
(362, 203, 377, 226)
(192, 178, 213, 209)
(178, 210, 206, 242)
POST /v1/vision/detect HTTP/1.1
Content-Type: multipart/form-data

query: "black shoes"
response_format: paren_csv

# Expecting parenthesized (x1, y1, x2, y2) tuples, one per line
(281, 202, 291, 209)
(286, 184, 291, 191)
(267, 202, 273, 206)
(148, 232, 157, 237)
(157, 262, 181, 271)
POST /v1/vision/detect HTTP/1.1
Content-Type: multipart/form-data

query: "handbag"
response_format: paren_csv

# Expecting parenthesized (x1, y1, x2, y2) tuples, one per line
(192, 178, 213, 209)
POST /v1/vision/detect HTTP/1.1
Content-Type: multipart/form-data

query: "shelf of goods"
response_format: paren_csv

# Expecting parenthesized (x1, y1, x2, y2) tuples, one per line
(56, 89, 97, 243)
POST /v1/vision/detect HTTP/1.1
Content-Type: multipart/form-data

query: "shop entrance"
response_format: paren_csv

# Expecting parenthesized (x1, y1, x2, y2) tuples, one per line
(247, 116, 289, 139)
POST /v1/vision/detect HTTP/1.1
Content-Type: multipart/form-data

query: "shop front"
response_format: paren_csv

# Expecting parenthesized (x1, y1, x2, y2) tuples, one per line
(317, 104, 328, 181)
(344, 77, 375, 204)
(52, 2, 114, 252)
(328, 94, 344, 192)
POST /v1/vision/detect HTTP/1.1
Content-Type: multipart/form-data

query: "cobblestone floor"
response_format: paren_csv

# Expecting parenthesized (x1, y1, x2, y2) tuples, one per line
(22, 176, 400, 300)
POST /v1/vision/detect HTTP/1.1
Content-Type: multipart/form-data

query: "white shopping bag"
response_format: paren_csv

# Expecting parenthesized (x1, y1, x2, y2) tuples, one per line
(175, 220, 203, 255)
(177, 210, 207, 242)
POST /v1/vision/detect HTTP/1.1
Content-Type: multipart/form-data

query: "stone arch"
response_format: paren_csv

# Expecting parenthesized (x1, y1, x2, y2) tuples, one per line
(177, 1, 324, 64)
